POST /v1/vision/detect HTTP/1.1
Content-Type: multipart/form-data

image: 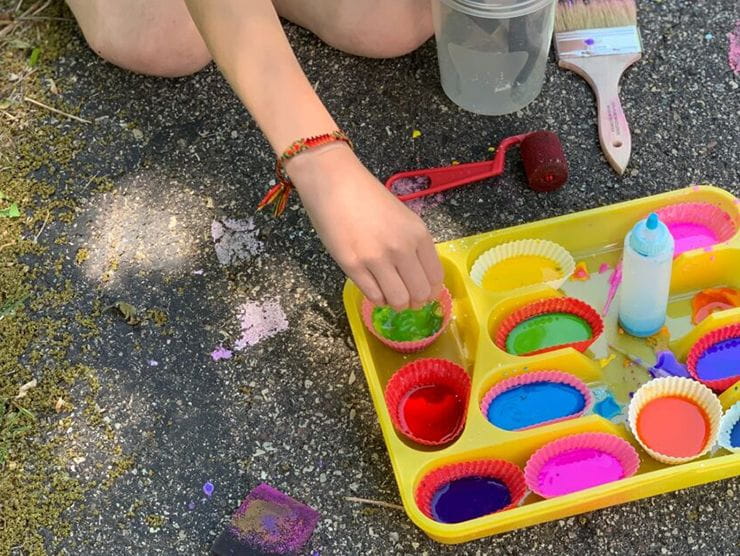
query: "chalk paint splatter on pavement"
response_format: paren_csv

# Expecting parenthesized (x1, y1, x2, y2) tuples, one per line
(211, 346, 233, 361)
(729, 21, 740, 75)
(211, 217, 264, 265)
(390, 176, 444, 215)
(234, 299, 288, 350)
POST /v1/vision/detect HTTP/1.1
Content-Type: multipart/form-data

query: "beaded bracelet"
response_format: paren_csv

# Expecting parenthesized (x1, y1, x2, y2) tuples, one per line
(257, 130, 353, 216)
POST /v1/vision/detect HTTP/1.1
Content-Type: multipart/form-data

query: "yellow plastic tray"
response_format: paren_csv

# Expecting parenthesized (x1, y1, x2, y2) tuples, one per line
(343, 185, 740, 544)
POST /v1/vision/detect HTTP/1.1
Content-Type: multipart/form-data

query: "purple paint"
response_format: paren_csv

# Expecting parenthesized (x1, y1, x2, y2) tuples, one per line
(650, 351, 690, 378)
(234, 299, 288, 350)
(188, 501, 196, 510)
(696, 338, 740, 380)
(431, 476, 511, 523)
(203, 481, 214, 497)
(211, 345, 233, 361)
(389, 176, 444, 215)
(536, 448, 624, 497)
(666, 222, 718, 255)
(728, 21, 740, 75)
(584, 38, 595, 45)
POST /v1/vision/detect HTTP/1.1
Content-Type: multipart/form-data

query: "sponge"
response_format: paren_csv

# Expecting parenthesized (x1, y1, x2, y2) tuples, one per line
(520, 131, 569, 192)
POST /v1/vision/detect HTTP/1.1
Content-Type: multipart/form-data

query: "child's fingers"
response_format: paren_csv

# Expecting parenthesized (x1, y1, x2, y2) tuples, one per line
(395, 255, 432, 309)
(350, 268, 385, 306)
(417, 239, 445, 294)
(368, 260, 411, 311)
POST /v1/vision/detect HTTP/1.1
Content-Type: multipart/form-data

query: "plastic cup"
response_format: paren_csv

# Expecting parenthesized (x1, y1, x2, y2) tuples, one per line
(432, 0, 557, 115)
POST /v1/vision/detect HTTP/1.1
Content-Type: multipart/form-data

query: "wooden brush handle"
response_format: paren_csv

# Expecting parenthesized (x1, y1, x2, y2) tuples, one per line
(559, 53, 641, 175)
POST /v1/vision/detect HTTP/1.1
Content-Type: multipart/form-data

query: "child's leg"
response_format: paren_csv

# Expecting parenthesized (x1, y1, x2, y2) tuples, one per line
(273, 0, 434, 58)
(65, 0, 212, 77)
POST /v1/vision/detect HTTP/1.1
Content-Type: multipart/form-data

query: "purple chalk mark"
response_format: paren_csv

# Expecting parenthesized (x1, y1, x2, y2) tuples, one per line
(188, 501, 196, 511)
(226, 483, 319, 555)
(234, 298, 288, 350)
(147, 360, 159, 367)
(650, 351, 690, 378)
(390, 176, 444, 215)
(211, 345, 233, 361)
(728, 21, 740, 75)
(584, 38, 595, 45)
(192, 269, 205, 275)
(204, 481, 214, 497)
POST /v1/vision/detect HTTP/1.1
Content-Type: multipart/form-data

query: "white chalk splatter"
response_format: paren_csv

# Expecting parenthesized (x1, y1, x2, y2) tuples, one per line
(147, 360, 159, 367)
(234, 298, 288, 350)
(211, 217, 263, 265)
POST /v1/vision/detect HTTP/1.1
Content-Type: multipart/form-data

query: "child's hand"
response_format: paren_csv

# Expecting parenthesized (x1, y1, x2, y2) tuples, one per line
(288, 143, 444, 310)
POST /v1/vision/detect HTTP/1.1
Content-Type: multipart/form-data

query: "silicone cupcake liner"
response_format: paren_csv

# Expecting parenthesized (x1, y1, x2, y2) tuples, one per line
(361, 287, 452, 353)
(480, 371, 593, 431)
(469, 239, 575, 292)
(524, 433, 640, 499)
(686, 323, 740, 392)
(415, 459, 526, 521)
(654, 202, 737, 255)
(494, 297, 604, 356)
(384, 358, 470, 446)
(628, 377, 723, 465)
(717, 402, 740, 453)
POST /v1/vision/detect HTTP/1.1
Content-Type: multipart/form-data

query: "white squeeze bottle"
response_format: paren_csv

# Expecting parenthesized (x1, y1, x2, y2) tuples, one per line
(618, 213, 675, 337)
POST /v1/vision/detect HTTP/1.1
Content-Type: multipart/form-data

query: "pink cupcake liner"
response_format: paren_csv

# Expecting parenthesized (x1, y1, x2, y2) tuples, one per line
(480, 371, 593, 431)
(415, 459, 526, 520)
(494, 297, 604, 356)
(524, 433, 640, 499)
(361, 287, 452, 353)
(384, 358, 470, 446)
(686, 323, 740, 392)
(654, 202, 738, 256)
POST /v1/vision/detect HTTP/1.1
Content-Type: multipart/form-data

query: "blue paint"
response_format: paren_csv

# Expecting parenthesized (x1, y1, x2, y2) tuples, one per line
(650, 351, 690, 378)
(731, 420, 740, 448)
(585, 38, 595, 45)
(594, 395, 621, 420)
(431, 476, 511, 523)
(486, 382, 586, 431)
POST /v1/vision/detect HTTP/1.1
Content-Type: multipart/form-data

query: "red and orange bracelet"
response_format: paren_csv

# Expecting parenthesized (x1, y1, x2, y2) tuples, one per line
(257, 130, 353, 216)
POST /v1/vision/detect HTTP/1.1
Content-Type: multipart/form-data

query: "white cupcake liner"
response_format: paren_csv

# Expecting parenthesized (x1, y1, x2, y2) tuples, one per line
(628, 377, 723, 465)
(469, 239, 575, 293)
(717, 402, 740, 454)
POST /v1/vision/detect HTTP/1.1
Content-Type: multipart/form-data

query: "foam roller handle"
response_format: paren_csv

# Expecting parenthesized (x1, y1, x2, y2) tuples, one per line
(520, 131, 569, 192)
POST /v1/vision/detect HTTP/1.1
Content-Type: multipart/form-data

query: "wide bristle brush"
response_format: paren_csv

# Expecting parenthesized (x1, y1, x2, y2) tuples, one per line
(554, 0, 642, 174)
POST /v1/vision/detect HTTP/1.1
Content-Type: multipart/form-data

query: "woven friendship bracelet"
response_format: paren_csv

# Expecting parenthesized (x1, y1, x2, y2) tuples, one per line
(257, 130, 353, 216)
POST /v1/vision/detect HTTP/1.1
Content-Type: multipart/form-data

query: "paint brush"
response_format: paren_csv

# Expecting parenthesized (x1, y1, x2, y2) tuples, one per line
(554, 0, 642, 174)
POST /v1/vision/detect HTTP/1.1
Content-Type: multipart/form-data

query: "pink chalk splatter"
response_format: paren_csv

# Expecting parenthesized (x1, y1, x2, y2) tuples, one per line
(234, 298, 288, 350)
(390, 176, 444, 215)
(728, 21, 740, 75)
(211, 346, 233, 361)
(211, 217, 263, 265)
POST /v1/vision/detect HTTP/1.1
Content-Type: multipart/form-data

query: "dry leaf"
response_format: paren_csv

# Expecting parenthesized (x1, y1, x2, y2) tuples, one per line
(15, 378, 37, 400)
(55, 397, 67, 412)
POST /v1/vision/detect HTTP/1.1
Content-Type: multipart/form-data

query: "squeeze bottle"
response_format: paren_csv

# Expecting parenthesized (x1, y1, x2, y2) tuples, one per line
(618, 213, 675, 337)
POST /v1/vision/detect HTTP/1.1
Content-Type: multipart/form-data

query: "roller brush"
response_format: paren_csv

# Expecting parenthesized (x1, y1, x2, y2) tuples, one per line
(385, 130, 568, 202)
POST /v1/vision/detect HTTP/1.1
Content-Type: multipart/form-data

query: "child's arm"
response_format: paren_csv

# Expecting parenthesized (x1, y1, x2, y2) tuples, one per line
(184, 0, 443, 309)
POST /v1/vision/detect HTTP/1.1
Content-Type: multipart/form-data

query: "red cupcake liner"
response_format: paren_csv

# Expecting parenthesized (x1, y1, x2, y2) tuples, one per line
(384, 358, 471, 446)
(361, 287, 453, 353)
(494, 297, 604, 356)
(415, 459, 526, 521)
(686, 323, 740, 392)
(524, 433, 640, 498)
(480, 370, 593, 430)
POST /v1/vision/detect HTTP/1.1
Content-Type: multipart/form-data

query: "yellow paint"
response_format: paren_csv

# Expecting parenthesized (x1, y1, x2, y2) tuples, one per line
(599, 353, 616, 368)
(481, 256, 562, 292)
(412, 129, 422, 139)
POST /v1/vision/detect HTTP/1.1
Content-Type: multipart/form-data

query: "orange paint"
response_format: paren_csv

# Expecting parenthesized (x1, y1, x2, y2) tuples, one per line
(636, 397, 709, 458)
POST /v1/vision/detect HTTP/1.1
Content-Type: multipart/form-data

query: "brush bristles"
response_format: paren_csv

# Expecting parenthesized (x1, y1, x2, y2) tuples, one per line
(555, 0, 637, 33)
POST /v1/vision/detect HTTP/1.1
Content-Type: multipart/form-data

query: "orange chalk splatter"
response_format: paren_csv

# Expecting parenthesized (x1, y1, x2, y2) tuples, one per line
(570, 261, 590, 281)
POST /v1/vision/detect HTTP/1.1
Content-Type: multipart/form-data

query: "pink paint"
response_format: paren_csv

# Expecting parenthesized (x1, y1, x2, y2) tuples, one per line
(602, 261, 623, 316)
(728, 21, 740, 75)
(234, 299, 288, 350)
(598, 263, 610, 274)
(536, 448, 624, 497)
(390, 176, 444, 215)
(666, 222, 718, 255)
(211, 346, 233, 361)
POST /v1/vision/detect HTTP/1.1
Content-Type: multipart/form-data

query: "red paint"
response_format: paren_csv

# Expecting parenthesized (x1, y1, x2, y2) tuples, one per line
(636, 397, 709, 458)
(400, 384, 464, 443)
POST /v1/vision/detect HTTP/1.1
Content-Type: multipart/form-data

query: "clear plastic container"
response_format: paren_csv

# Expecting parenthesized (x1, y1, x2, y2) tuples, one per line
(432, 0, 556, 115)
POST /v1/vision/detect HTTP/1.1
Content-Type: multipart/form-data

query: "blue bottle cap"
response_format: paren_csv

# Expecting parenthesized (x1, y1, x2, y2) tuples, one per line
(629, 213, 674, 257)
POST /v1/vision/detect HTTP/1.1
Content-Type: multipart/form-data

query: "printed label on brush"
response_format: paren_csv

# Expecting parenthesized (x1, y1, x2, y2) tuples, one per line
(486, 382, 586, 430)
(431, 476, 511, 523)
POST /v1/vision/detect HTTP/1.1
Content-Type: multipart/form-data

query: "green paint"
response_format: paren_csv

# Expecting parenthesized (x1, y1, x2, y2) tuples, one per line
(505, 312, 592, 355)
(372, 301, 443, 342)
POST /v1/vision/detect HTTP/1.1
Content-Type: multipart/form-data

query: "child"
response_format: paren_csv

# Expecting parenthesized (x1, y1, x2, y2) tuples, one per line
(66, 0, 444, 311)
